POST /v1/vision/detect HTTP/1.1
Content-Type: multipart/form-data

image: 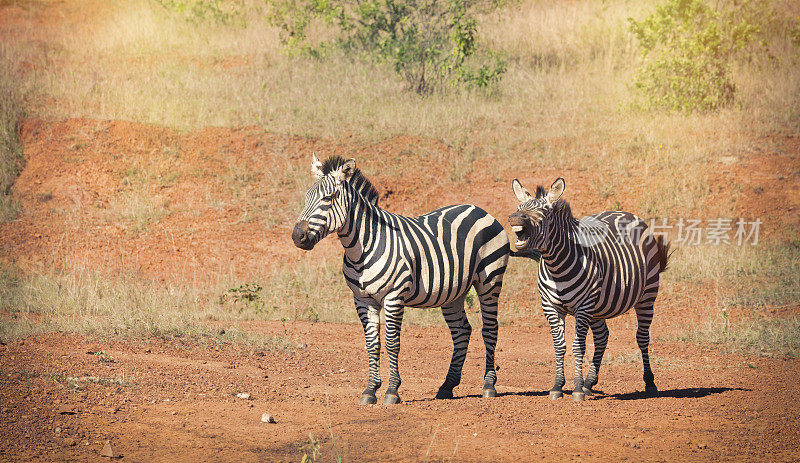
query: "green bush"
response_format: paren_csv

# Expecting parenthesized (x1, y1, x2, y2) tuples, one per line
(628, 0, 769, 112)
(269, 0, 506, 93)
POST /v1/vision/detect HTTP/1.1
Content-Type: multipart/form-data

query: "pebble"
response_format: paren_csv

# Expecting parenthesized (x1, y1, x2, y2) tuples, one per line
(63, 437, 77, 447)
(236, 393, 251, 400)
(101, 440, 116, 458)
(261, 413, 276, 424)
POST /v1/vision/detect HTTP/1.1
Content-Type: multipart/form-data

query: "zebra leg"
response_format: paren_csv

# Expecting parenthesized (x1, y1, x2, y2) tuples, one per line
(476, 282, 501, 398)
(584, 318, 609, 395)
(356, 299, 382, 405)
(543, 306, 566, 400)
(435, 294, 471, 400)
(635, 301, 658, 396)
(571, 312, 591, 401)
(383, 299, 405, 404)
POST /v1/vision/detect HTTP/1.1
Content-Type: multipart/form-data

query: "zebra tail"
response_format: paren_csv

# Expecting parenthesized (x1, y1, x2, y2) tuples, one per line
(654, 235, 672, 273)
(510, 249, 541, 261)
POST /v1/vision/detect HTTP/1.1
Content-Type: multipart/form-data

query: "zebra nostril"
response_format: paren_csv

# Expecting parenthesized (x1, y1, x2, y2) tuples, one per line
(292, 221, 310, 245)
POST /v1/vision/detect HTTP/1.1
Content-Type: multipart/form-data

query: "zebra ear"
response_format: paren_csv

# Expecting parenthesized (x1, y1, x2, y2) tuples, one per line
(341, 158, 356, 181)
(547, 177, 565, 205)
(332, 158, 356, 185)
(512, 178, 532, 203)
(311, 153, 324, 179)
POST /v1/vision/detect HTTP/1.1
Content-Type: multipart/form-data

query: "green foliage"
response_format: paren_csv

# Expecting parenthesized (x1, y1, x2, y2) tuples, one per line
(222, 282, 266, 314)
(154, 0, 247, 25)
(465, 287, 477, 310)
(299, 434, 321, 463)
(268, 0, 506, 93)
(628, 0, 771, 112)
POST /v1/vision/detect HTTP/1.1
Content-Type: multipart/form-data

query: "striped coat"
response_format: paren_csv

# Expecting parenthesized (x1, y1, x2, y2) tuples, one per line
(293, 154, 509, 404)
(509, 177, 670, 400)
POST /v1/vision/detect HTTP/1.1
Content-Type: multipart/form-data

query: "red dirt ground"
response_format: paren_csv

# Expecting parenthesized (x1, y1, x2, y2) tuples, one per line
(2, 323, 799, 462)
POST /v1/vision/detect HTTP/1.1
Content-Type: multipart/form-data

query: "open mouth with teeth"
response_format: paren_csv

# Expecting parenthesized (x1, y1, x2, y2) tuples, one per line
(511, 223, 534, 250)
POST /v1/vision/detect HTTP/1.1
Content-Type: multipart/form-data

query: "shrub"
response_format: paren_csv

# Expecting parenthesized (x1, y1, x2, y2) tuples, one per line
(628, 0, 770, 112)
(269, 0, 506, 93)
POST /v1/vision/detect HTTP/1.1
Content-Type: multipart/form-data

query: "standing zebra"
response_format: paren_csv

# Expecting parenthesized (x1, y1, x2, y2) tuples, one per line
(508, 177, 670, 401)
(292, 154, 510, 405)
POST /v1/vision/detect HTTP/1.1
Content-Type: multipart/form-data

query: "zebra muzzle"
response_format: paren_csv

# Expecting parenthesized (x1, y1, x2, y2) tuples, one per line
(509, 213, 534, 250)
(292, 221, 315, 250)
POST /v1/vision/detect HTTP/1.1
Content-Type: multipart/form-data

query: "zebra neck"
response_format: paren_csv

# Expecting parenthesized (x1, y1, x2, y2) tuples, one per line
(337, 188, 386, 264)
(541, 216, 582, 267)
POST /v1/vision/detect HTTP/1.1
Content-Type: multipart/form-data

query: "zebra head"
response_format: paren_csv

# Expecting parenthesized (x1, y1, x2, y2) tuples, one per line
(509, 177, 565, 251)
(292, 153, 357, 251)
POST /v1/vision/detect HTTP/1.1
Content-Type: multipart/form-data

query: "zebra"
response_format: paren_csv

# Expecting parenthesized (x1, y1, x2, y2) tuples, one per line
(292, 154, 510, 405)
(508, 177, 670, 401)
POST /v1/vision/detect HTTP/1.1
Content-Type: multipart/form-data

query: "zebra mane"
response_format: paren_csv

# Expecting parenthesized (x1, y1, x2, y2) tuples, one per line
(534, 184, 574, 219)
(321, 155, 380, 206)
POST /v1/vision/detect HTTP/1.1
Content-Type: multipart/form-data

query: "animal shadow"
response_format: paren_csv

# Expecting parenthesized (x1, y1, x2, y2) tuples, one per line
(609, 386, 748, 401)
(462, 390, 550, 399)
(405, 390, 549, 403)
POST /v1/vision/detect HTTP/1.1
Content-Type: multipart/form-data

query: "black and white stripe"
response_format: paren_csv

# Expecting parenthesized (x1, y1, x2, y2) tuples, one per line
(509, 177, 670, 401)
(292, 154, 510, 404)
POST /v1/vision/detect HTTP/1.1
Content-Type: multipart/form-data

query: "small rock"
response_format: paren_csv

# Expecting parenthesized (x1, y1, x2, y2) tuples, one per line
(171, 411, 177, 415)
(55, 427, 61, 434)
(261, 413, 276, 424)
(101, 440, 117, 458)
(63, 437, 77, 447)
(697, 443, 708, 449)
(236, 393, 251, 400)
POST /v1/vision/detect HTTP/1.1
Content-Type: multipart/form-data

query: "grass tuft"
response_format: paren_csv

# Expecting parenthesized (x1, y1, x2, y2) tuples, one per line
(0, 43, 26, 221)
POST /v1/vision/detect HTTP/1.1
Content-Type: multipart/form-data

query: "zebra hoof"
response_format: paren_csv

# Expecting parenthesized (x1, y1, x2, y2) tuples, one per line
(582, 386, 595, 396)
(549, 390, 563, 400)
(435, 388, 454, 400)
(482, 387, 497, 398)
(359, 393, 377, 405)
(572, 391, 585, 402)
(383, 393, 401, 405)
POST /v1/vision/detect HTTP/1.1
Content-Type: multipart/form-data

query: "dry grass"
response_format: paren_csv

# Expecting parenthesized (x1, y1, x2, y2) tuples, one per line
(14, 0, 797, 142)
(679, 314, 800, 358)
(0, 265, 293, 350)
(0, 42, 26, 221)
